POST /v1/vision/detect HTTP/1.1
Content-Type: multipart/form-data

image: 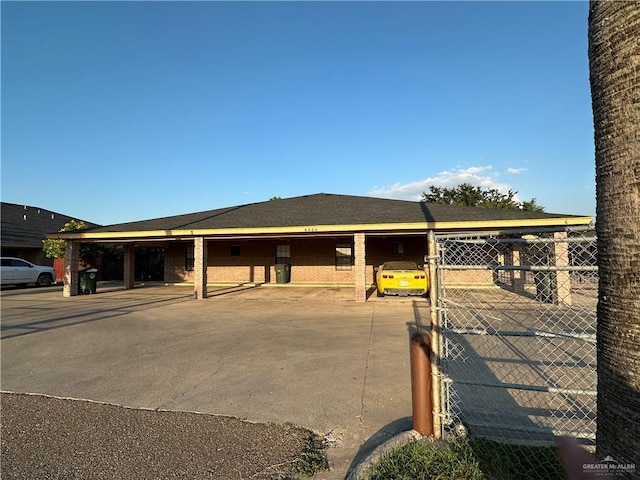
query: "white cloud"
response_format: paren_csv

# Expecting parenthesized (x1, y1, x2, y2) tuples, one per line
(507, 167, 528, 174)
(369, 165, 519, 202)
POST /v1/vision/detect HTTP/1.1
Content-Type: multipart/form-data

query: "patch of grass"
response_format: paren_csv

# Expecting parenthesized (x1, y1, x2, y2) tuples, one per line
(468, 437, 564, 480)
(292, 434, 330, 477)
(367, 438, 484, 480)
(366, 437, 564, 480)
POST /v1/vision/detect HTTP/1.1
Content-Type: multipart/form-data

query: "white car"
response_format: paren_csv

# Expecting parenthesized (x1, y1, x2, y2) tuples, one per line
(0, 257, 56, 287)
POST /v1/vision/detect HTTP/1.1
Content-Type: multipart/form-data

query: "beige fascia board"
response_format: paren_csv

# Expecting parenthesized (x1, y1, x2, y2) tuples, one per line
(47, 216, 592, 241)
(430, 216, 592, 230)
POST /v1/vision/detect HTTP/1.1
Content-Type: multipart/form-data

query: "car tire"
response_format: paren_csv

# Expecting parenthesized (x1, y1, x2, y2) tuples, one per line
(36, 274, 53, 287)
(376, 289, 384, 297)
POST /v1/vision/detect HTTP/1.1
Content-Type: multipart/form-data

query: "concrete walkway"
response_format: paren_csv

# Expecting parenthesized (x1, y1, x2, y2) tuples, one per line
(1, 284, 430, 479)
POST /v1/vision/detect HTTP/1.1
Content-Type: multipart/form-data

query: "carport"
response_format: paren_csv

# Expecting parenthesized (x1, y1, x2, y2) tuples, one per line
(47, 193, 591, 302)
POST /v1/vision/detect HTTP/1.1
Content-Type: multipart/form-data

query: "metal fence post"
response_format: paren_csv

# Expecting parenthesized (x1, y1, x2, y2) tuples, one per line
(428, 230, 442, 439)
(411, 331, 433, 436)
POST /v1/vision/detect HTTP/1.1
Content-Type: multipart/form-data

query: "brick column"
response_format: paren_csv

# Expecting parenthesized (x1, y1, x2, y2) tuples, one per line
(124, 245, 135, 290)
(510, 244, 526, 294)
(194, 237, 208, 299)
(63, 240, 79, 297)
(354, 232, 367, 302)
(554, 231, 572, 306)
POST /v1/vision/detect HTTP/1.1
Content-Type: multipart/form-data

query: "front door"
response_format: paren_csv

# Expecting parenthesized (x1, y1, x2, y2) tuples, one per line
(135, 247, 165, 281)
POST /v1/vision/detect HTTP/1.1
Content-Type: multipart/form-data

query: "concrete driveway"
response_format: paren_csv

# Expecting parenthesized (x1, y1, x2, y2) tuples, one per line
(1, 283, 430, 479)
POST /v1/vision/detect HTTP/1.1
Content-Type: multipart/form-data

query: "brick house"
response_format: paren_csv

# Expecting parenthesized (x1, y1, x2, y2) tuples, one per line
(1, 202, 99, 280)
(48, 193, 592, 301)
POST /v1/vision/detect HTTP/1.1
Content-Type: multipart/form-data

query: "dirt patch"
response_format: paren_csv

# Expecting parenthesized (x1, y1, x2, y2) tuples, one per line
(1, 392, 327, 479)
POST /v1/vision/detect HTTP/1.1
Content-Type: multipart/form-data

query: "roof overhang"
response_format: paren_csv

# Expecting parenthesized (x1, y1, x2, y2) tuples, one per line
(46, 216, 593, 242)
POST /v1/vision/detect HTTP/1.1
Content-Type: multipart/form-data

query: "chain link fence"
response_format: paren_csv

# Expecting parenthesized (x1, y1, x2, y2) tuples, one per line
(432, 227, 597, 468)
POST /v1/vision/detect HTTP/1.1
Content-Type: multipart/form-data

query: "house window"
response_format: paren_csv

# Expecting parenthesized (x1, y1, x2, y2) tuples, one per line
(335, 243, 353, 271)
(392, 242, 404, 254)
(185, 247, 195, 271)
(276, 244, 290, 265)
(230, 245, 241, 256)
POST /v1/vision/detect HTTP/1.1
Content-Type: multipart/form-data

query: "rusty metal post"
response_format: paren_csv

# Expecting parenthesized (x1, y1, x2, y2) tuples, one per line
(411, 331, 433, 436)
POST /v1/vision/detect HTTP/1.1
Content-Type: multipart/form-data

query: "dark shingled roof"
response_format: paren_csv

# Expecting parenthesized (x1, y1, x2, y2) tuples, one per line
(1, 202, 99, 247)
(82, 193, 587, 234)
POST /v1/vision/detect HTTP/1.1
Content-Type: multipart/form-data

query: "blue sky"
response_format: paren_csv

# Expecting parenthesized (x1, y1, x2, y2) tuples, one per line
(2, 1, 595, 225)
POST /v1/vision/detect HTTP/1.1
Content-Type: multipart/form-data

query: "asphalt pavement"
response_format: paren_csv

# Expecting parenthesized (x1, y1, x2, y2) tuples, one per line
(1, 283, 430, 479)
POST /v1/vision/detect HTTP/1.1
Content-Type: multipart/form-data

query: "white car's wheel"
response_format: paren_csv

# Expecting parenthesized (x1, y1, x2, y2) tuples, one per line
(36, 273, 53, 287)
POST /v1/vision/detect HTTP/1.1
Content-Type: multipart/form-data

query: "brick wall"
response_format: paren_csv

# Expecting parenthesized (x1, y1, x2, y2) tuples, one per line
(441, 270, 495, 286)
(209, 240, 273, 283)
(165, 243, 191, 283)
(283, 238, 355, 283)
(163, 235, 431, 285)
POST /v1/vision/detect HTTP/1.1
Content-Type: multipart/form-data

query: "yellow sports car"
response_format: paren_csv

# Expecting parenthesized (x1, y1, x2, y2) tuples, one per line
(376, 261, 428, 297)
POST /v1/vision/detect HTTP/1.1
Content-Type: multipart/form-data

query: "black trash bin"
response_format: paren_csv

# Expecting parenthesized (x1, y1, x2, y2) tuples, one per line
(534, 272, 552, 303)
(274, 264, 291, 284)
(79, 268, 98, 295)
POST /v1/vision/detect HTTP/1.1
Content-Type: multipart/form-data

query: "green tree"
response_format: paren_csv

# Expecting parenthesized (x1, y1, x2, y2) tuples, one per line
(520, 198, 545, 213)
(43, 220, 115, 260)
(421, 183, 544, 211)
(42, 220, 88, 259)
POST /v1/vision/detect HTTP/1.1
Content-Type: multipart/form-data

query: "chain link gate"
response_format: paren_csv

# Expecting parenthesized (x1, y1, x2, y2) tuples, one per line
(431, 227, 597, 470)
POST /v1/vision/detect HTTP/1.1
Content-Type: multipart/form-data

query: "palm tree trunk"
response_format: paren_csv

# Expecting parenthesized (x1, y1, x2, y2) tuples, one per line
(589, 0, 640, 470)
